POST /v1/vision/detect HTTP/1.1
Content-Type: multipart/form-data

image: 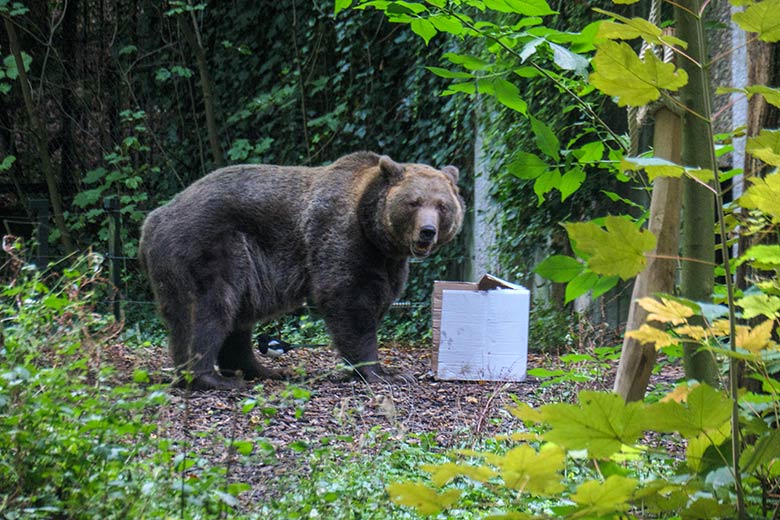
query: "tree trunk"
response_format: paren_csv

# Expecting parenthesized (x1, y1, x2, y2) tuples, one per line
(614, 108, 682, 401)
(180, 11, 223, 168)
(675, 1, 719, 387)
(3, 14, 74, 253)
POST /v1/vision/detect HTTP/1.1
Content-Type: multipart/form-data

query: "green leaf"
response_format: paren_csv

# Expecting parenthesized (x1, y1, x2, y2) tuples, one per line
(508, 152, 548, 179)
(0, 154, 15, 171)
(591, 275, 619, 299)
(718, 85, 780, 109)
(589, 40, 688, 107)
(564, 216, 657, 280)
(739, 172, 780, 222)
(334, 0, 352, 14)
(232, 440, 254, 456)
(540, 391, 648, 458)
(484, 0, 556, 16)
(492, 79, 527, 114)
(746, 128, 780, 165)
(594, 10, 687, 48)
(426, 66, 472, 79)
(565, 270, 598, 303)
(534, 255, 583, 283)
(387, 482, 461, 516)
(428, 14, 464, 35)
(530, 116, 559, 160)
(421, 462, 496, 487)
(443, 52, 492, 71)
(410, 18, 437, 45)
(549, 42, 589, 76)
(736, 293, 780, 319)
(732, 0, 780, 42)
(735, 244, 780, 269)
(3, 51, 32, 80)
(574, 141, 604, 164)
(570, 475, 638, 517)
(741, 429, 780, 473)
(496, 444, 566, 495)
(559, 167, 585, 201)
(644, 384, 731, 439)
(132, 369, 150, 383)
(533, 168, 561, 204)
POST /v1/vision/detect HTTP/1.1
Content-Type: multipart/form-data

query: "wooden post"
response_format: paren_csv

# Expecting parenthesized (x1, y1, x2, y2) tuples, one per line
(614, 108, 683, 401)
(104, 196, 122, 322)
(29, 198, 50, 270)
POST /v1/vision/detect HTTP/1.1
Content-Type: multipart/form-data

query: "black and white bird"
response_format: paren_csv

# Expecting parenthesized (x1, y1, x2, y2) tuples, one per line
(255, 334, 294, 358)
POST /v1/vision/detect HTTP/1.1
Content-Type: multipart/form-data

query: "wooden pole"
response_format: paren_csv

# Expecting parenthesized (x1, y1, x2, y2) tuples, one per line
(29, 198, 50, 270)
(104, 196, 122, 322)
(614, 108, 682, 401)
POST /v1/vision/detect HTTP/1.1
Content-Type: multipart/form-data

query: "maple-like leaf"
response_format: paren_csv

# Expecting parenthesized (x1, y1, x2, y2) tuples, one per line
(739, 172, 780, 223)
(496, 444, 566, 495)
(625, 324, 679, 349)
(736, 319, 777, 353)
(595, 10, 686, 48)
(589, 40, 688, 107)
(620, 156, 713, 182)
(564, 216, 657, 280)
(735, 244, 780, 269)
(539, 391, 647, 458)
(673, 324, 708, 341)
(686, 421, 731, 472)
(737, 293, 780, 320)
(421, 462, 496, 487)
(746, 129, 780, 166)
(644, 384, 731, 439)
(732, 0, 780, 42)
(570, 475, 638, 517)
(636, 296, 695, 325)
(387, 482, 461, 515)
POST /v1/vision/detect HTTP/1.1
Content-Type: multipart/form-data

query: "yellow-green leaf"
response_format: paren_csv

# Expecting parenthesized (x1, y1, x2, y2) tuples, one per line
(737, 294, 780, 320)
(421, 462, 496, 487)
(686, 421, 730, 472)
(739, 172, 780, 223)
(589, 40, 688, 107)
(644, 384, 731, 439)
(718, 85, 780, 109)
(625, 324, 679, 349)
(732, 0, 780, 42)
(595, 11, 687, 48)
(565, 215, 657, 280)
(746, 129, 780, 166)
(387, 482, 461, 516)
(735, 244, 780, 269)
(508, 402, 546, 424)
(540, 391, 648, 458)
(736, 319, 777, 353)
(637, 296, 694, 325)
(496, 444, 566, 495)
(570, 475, 638, 517)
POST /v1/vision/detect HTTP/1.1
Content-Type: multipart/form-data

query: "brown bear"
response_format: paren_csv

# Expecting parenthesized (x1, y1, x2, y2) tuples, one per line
(138, 152, 465, 390)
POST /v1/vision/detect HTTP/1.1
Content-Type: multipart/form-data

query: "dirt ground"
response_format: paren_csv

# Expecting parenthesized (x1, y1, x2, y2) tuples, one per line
(110, 339, 684, 504)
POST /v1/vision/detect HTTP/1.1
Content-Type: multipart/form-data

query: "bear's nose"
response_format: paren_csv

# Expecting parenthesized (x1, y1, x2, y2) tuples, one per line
(419, 225, 437, 242)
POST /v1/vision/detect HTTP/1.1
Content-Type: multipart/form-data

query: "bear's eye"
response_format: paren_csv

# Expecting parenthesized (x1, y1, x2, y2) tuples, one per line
(437, 202, 449, 213)
(409, 199, 422, 208)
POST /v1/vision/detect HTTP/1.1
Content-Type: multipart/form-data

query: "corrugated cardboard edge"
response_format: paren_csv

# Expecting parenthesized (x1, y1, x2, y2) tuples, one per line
(431, 281, 476, 374)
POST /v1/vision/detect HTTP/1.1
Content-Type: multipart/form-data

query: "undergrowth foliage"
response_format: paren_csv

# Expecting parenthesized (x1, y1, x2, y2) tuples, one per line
(347, 0, 780, 518)
(0, 252, 256, 518)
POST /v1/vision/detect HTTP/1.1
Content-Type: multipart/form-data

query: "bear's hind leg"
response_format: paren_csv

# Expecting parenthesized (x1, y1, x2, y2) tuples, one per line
(218, 327, 285, 381)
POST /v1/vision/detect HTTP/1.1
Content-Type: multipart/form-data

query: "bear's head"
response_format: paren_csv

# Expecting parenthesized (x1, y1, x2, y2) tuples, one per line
(379, 155, 465, 258)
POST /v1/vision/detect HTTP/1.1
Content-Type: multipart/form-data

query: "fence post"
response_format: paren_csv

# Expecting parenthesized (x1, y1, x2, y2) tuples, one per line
(28, 198, 50, 269)
(103, 196, 122, 322)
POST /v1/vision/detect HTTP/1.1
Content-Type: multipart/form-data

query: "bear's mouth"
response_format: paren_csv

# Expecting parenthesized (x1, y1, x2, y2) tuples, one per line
(411, 240, 435, 258)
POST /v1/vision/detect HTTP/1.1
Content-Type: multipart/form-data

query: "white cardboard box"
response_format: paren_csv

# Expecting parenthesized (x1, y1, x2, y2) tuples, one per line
(432, 275, 530, 381)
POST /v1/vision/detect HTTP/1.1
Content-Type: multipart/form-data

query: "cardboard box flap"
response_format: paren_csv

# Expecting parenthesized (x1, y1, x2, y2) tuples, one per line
(477, 273, 528, 292)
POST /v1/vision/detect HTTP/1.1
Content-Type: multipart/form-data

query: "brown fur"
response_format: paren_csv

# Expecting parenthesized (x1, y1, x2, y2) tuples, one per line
(139, 152, 464, 390)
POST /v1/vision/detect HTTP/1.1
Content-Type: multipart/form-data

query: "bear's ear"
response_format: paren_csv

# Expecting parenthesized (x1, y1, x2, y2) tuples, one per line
(440, 165, 459, 185)
(379, 155, 404, 182)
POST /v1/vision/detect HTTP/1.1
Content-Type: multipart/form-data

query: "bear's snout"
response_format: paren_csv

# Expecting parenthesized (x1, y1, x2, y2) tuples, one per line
(418, 225, 437, 243)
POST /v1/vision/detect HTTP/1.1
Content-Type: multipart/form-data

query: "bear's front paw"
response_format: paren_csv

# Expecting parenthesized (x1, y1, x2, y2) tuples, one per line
(357, 364, 417, 385)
